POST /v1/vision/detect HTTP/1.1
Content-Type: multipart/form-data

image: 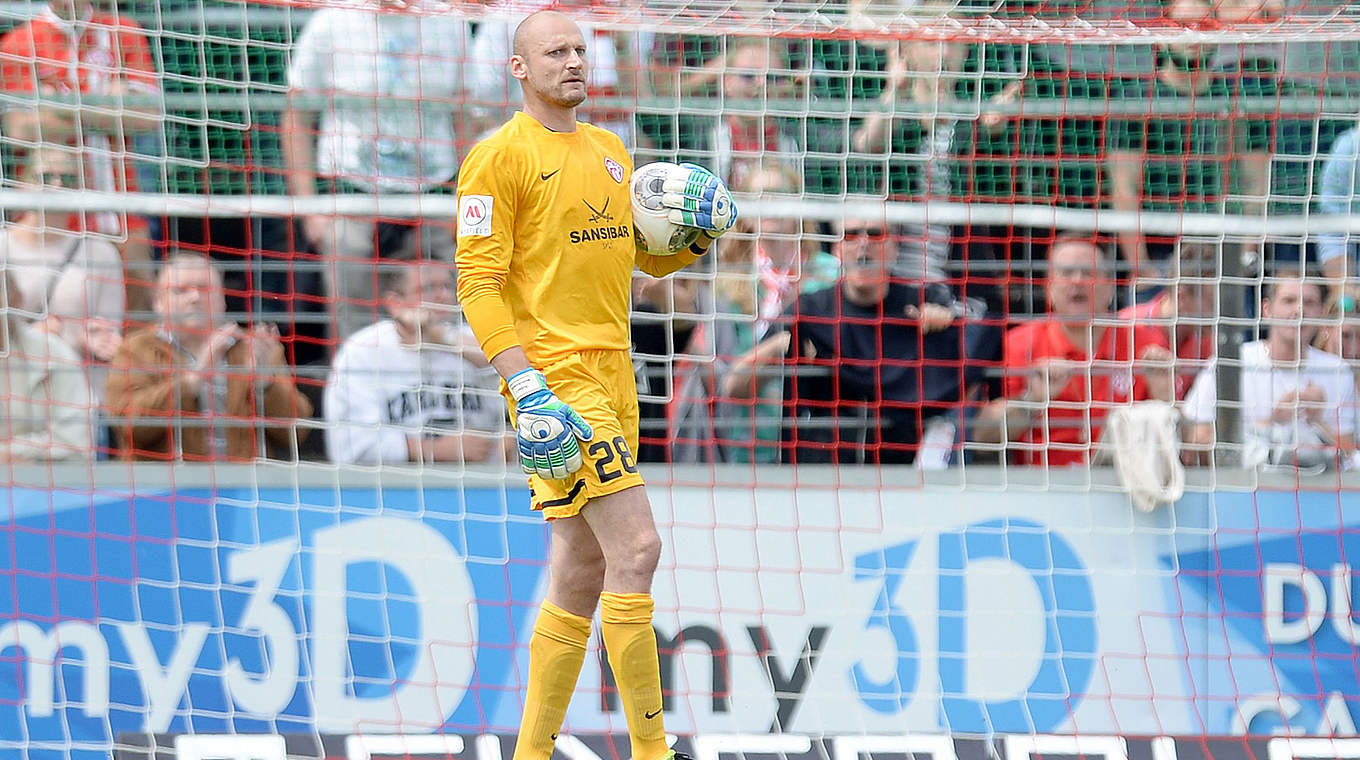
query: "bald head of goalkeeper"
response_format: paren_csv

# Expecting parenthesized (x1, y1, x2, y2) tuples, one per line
(510, 10, 588, 132)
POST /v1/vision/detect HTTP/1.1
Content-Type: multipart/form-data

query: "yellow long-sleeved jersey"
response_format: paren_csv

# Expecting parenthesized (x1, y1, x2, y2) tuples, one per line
(455, 111, 698, 367)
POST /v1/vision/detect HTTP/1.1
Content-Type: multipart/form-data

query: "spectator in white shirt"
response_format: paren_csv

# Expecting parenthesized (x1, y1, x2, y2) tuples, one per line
(0, 266, 94, 462)
(1183, 275, 1357, 468)
(282, 0, 483, 341)
(325, 249, 512, 465)
(1, 146, 124, 401)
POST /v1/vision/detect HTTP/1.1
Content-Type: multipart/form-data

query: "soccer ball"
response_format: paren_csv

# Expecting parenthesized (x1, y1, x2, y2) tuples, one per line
(631, 161, 702, 256)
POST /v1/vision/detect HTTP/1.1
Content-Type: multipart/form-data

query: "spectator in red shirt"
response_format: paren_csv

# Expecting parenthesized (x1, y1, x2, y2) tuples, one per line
(973, 236, 1174, 467)
(0, 0, 163, 313)
(1117, 241, 1218, 400)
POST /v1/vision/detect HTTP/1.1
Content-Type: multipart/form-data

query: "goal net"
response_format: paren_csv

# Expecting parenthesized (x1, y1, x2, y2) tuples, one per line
(0, 0, 1359, 758)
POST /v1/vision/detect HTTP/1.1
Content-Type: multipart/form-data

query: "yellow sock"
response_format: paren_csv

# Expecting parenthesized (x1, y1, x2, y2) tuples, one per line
(513, 602, 592, 760)
(600, 592, 668, 760)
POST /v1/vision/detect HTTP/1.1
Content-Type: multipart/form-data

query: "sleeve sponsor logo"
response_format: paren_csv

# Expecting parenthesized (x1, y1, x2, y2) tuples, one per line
(458, 195, 493, 237)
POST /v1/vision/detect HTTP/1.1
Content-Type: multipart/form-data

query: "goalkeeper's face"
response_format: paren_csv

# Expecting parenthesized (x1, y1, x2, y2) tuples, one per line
(511, 14, 588, 110)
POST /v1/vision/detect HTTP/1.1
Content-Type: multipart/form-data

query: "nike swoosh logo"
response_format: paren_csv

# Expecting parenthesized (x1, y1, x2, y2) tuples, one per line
(540, 169, 561, 181)
(645, 708, 662, 719)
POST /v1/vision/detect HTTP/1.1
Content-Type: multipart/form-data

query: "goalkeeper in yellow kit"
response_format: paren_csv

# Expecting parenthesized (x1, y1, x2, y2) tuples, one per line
(454, 10, 735, 760)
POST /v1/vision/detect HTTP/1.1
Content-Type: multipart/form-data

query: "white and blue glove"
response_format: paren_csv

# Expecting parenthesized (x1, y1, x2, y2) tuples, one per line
(508, 368, 594, 480)
(661, 163, 738, 239)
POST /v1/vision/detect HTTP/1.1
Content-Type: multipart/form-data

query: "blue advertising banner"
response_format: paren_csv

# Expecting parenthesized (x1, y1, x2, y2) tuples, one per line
(0, 479, 1356, 759)
(1168, 489, 1360, 737)
(0, 485, 546, 758)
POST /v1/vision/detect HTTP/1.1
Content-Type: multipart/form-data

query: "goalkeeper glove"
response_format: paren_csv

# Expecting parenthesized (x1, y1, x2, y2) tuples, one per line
(508, 368, 594, 480)
(661, 162, 738, 239)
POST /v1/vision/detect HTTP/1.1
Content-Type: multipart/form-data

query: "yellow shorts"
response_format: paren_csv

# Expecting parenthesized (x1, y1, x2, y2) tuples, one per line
(505, 349, 644, 520)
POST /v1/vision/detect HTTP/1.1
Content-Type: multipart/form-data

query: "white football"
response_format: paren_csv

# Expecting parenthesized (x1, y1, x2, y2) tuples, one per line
(631, 161, 701, 256)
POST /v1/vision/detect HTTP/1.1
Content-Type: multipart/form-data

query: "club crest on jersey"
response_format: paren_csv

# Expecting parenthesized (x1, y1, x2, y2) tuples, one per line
(604, 157, 624, 184)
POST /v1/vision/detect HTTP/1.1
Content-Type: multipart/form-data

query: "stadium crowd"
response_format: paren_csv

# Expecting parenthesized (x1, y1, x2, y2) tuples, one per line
(1, 0, 1358, 471)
